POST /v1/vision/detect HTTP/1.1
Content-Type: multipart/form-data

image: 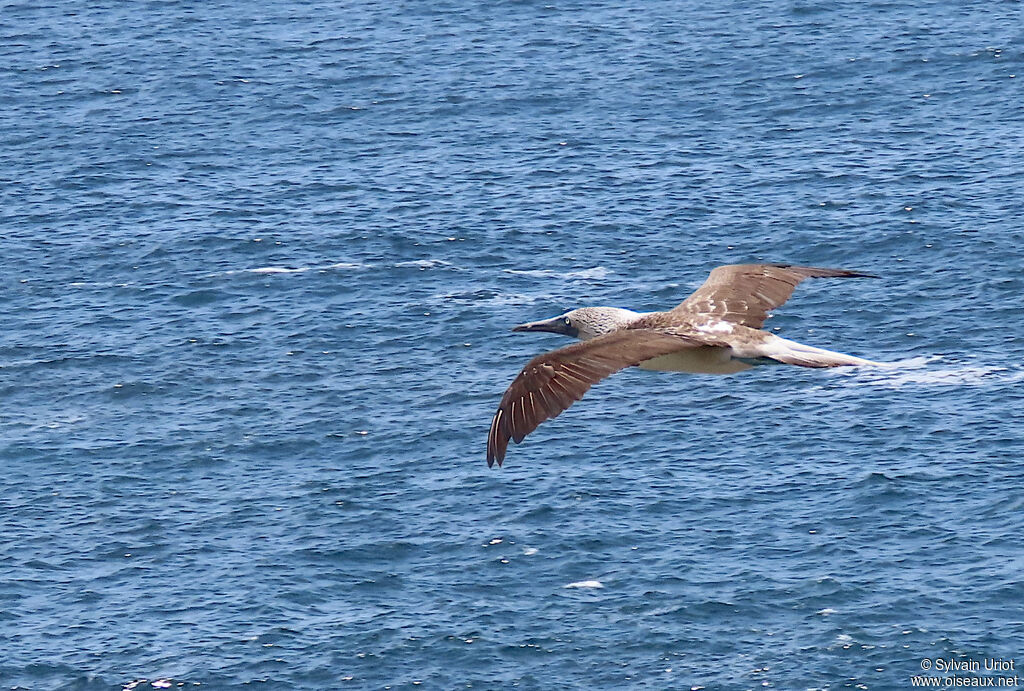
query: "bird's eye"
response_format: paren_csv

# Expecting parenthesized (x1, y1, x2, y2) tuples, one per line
(563, 317, 572, 327)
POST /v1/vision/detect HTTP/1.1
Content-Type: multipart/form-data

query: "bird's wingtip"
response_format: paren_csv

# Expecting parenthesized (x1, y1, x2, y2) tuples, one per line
(842, 268, 879, 279)
(486, 449, 503, 468)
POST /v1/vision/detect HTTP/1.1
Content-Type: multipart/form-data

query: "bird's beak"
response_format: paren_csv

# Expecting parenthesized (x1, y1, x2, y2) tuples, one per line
(511, 316, 573, 336)
(512, 317, 558, 333)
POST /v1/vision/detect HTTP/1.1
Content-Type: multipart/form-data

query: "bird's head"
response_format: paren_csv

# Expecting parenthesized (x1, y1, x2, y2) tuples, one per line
(512, 307, 641, 341)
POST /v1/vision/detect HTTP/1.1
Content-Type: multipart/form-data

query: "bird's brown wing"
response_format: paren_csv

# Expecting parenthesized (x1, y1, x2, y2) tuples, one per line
(487, 329, 699, 467)
(670, 263, 875, 329)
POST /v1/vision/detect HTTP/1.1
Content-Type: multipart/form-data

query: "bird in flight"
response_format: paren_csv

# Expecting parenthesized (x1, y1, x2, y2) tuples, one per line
(487, 263, 880, 467)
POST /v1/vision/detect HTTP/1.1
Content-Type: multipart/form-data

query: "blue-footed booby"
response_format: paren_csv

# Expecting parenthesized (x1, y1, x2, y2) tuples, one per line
(487, 263, 880, 467)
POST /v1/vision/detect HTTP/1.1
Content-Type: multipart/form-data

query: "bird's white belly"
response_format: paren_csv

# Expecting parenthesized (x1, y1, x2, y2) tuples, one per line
(637, 346, 752, 374)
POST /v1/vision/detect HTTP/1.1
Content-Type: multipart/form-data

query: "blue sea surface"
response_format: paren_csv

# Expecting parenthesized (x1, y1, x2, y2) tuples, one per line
(3, 0, 1024, 689)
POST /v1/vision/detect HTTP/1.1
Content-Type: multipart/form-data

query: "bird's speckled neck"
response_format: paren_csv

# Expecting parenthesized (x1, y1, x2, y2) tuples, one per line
(567, 307, 649, 340)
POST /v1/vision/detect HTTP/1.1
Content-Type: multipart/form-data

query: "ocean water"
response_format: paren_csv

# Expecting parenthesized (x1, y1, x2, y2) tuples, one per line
(2, 0, 1024, 689)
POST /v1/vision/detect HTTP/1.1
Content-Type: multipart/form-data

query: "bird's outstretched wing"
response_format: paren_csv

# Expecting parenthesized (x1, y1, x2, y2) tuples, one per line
(487, 329, 699, 467)
(670, 263, 875, 329)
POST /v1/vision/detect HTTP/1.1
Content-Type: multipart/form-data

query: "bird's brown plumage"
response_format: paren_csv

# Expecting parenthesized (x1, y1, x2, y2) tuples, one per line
(486, 329, 702, 467)
(670, 263, 874, 328)
(487, 263, 876, 466)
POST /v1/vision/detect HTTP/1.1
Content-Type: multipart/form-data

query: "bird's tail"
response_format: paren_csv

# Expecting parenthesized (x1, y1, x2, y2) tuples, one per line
(760, 336, 881, 368)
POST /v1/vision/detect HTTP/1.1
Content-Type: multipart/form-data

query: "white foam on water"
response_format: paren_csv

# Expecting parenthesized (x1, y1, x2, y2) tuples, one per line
(504, 266, 610, 280)
(834, 633, 854, 647)
(248, 266, 311, 274)
(435, 291, 545, 306)
(218, 261, 368, 277)
(68, 280, 132, 288)
(866, 355, 938, 370)
(394, 259, 456, 269)
(325, 262, 367, 270)
(564, 580, 603, 589)
(490, 293, 545, 306)
(800, 355, 1024, 401)
(848, 356, 1024, 389)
